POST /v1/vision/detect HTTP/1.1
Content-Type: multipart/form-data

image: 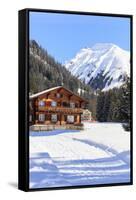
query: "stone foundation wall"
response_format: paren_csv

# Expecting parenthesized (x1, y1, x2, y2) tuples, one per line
(30, 124, 84, 131)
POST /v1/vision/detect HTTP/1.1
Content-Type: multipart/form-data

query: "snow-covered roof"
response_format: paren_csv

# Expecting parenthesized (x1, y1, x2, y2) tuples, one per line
(30, 86, 62, 99)
(29, 86, 87, 102)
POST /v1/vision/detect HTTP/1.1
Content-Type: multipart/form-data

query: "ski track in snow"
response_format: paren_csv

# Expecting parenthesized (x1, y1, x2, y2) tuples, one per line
(29, 123, 130, 188)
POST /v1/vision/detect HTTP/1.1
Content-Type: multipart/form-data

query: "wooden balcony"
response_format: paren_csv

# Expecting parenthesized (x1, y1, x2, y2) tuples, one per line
(37, 106, 83, 114)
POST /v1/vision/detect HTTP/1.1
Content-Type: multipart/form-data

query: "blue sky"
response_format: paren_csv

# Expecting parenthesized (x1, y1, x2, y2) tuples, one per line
(30, 12, 130, 64)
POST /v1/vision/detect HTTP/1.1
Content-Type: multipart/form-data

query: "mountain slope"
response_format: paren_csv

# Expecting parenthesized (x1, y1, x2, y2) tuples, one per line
(29, 40, 96, 103)
(65, 43, 130, 91)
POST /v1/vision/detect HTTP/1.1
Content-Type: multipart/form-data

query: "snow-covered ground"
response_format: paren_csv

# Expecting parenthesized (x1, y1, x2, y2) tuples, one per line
(29, 122, 130, 189)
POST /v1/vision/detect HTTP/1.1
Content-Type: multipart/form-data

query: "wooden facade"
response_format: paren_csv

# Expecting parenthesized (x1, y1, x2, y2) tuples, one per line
(29, 86, 87, 129)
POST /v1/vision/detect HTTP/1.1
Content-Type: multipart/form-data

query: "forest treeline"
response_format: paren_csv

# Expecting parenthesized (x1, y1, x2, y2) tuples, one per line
(96, 78, 130, 130)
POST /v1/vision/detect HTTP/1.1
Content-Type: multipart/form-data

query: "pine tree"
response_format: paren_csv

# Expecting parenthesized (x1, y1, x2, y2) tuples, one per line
(96, 92, 105, 122)
(120, 77, 131, 131)
(96, 79, 130, 127)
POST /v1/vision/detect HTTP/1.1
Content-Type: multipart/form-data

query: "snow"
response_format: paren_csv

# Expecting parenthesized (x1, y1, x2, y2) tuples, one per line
(65, 43, 130, 91)
(78, 88, 85, 95)
(29, 122, 130, 188)
(30, 86, 62, 99)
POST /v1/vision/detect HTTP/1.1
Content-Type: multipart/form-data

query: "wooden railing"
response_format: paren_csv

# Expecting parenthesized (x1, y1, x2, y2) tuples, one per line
(38, 106, 83, 113)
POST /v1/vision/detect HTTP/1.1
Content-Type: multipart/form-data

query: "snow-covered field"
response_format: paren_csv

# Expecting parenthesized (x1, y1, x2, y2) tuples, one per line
(29, 122, 130, 189)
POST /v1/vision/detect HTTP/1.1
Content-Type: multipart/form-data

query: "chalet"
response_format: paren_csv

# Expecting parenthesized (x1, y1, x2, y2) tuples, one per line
(29, 86, 87, 130)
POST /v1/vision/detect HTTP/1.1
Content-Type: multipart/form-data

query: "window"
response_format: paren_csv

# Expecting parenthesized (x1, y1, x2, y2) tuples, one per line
(51, 101, 57, 107)
(39, 114, 45, 122)
(51, 114, 57, 122)
(56, 93, 60, 98)
(70, 102, 75, 108)
(38, 100, 45, 107)
(67, 115, 74, 123)
(29, 102, 33, 110)
(29, 115, 32, 122)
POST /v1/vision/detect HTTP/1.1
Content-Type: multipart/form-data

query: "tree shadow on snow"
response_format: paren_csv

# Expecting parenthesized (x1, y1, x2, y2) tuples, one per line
(30, 129, 80, 137)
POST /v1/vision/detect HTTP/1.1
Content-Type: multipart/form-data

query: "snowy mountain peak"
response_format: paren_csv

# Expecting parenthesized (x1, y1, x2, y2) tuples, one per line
(65, 43, 130, 91)
(92, 43, 117, 50)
